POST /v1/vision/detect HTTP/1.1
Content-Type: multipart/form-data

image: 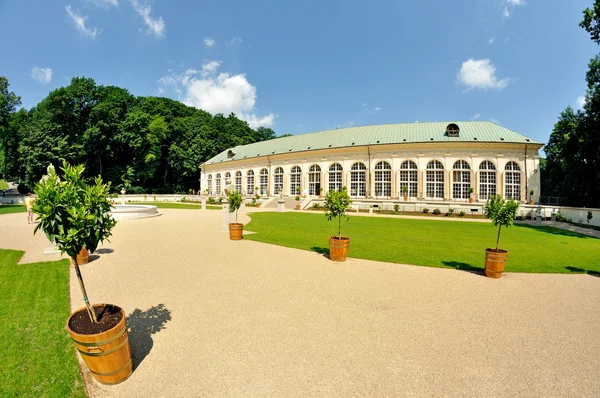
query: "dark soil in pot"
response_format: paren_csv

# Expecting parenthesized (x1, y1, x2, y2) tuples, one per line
(68, 304, 123, 334)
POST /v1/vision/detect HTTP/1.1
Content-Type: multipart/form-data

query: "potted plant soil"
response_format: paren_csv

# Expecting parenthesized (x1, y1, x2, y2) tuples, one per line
(324, 186, 352, 262)
(483, 195, 519, 278)
(529, 190, 535, 205)
(468, 187, 474, 203)
(32, 162, 129, 384)
(295, 195, 301, 210)
(402, 186, 408, 201)
(228, 189, 244, 240)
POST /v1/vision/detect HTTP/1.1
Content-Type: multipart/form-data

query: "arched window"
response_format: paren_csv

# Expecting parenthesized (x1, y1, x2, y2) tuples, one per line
(452, 160, 471, 200)
(215, 173, 221, 196)
(259, 168, 268, 196)
(274, 167, 284, 194)
(207, 175, 213, 195)
(290, 166, 302, 195)
(374, 161, 392, 197)
(329, 163, 343, 193)
(400, 161, 418, 198)
(350, 162, 367, 197)
(479, 161, 497, 200)
(308, 165, 321, 196)
(235, 171, 242, 193)
(247, 170, 255, 195)
(426, 160, 444, 199)
(224, 172, 231, 185)
(505, 161, 521, 200)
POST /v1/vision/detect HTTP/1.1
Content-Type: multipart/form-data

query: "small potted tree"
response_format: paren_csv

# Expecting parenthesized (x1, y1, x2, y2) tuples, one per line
(228, 190, 244, 240)
(32, 161, 131, 384)
(319, 187, 324, 198)
(324, 186, 352, 262)
(483, 195, 519, 278)
(402, 186, 409, 201)
(295, 194, 301, 210)
(468, 187, 474, 203)
(529, 190, 535, 205)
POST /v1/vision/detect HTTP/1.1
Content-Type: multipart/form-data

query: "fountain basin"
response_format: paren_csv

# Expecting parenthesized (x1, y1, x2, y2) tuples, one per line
(110, 205, 161, 220)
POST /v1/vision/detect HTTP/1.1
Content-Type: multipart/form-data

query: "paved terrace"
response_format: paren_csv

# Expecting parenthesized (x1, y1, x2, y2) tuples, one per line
(1, 209, 599, 397)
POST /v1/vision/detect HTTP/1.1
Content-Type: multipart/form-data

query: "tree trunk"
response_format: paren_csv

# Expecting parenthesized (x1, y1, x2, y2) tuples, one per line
(163, 164, 168, 184)
(98, 156, 102, 176)
(496, 225, 502, 251)
(73, 258, 98, 323)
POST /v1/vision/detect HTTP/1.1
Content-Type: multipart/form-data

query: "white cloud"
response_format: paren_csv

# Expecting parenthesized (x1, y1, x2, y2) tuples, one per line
(65, 5, 102, 39)
(489, 117, 501, 125)
(503, 0, 525, 18)
(362, 103, 381, 114)
(130, 0, 165, 38)
(158, 62, 274, 128)
(488, 37, 496, 44)
(457, 58, 510, 91)
(471, 113, 481, 120)
(31, 67, 53, 84)
(204, 38, 215, 47)
(228, 36, 242, 45)
(576, 96, 586, 108)
(201, 60, 221, 77)
(502, 7, 511, 18)
(335, 121, 355, 129)
(506, 0, 525, 5)
(85, 0, 118, 8)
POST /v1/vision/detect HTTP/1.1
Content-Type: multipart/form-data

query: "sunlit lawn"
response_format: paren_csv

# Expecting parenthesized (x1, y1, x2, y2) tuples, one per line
(244, 212, 600, 274)
(0, 204, 26, 215)
(136, 202, 221, 210)
(0, 250, 85, 397)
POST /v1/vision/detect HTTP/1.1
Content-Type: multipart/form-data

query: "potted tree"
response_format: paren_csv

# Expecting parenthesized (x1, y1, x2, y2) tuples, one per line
(467, 187, 474, 203)
(529, 190, 535, 205)
(295, 194, 301, 210)
(483, 195, 519, 278)
(228, 189, 244, 240)
(324, 186, 352, 262)
(402, 186, 409, 201)
(319, 187, 324, 198)
(32, 162, 131, 384)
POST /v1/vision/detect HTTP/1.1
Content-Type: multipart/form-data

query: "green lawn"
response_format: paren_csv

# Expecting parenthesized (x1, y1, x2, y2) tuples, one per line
(244, 212, 600, 274)
(0, 204, 26, 215)
(0, 250, 86, 397)
(136, 202, 221, 210)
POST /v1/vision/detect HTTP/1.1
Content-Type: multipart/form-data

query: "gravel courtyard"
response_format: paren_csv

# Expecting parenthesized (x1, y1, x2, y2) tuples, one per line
(2, 208, 599, 397)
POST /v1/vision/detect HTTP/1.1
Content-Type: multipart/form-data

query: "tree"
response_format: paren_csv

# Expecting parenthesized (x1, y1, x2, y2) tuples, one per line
(0, 77, 22, 179)
(227, 189, 243, 224)
(484, 195, 519, 251)
(32, 161, 117, 323)
(324, 187, 352, 238)
(580, 1, 600, 45)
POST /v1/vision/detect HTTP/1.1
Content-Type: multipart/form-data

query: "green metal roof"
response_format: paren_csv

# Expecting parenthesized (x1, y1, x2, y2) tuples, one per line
(202, 121, 541, 166)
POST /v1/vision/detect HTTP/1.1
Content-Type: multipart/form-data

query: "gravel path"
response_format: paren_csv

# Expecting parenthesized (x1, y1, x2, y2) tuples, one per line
(1, 209, 599, 397)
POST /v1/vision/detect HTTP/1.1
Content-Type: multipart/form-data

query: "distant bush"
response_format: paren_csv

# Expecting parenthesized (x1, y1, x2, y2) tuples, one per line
(422, 208, 429, 214)
(458, 211, 465, 217)
(17, 183, 29, 194)
(0, 179, 8, 191)
(208, 197, 216, 204)
(555, 212, 566, 222)
(313, 203, 319, 208)
(393, 204, 400, 213)
(433, 208, 441, 215)
(446, 208, 454, 217)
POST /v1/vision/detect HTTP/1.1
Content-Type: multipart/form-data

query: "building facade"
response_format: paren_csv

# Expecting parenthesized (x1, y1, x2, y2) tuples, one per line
(200, 122, 543, 204)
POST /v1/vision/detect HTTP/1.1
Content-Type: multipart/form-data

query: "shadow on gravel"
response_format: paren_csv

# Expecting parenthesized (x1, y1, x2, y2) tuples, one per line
(127, 304, 172, 371)
(442, 260, 484, 276)
(564, 266, 600, 277)
(310, 246, 330, 259)
(95, 248, 114, 254)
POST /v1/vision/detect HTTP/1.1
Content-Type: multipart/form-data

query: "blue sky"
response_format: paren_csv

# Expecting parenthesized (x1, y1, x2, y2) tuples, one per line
(0, 0, 597, 146)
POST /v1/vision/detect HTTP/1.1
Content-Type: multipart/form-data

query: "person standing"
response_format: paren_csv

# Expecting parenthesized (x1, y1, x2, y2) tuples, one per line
(25, 193, 35, 224)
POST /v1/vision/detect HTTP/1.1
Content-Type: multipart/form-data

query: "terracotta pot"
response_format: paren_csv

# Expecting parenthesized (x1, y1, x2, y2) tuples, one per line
(66, 304, 132, 385)
(295, 204, 301, 210)
(70, 248, 89, 265)
(329, 236, 350, 262)
(229, 223, 243, 240)
(484, 248, 508, 278)
(529, 199, 534, 206)
(255, 204, 260, 208)
(469, 197, 473, 203)
(403, 195, 408, 201)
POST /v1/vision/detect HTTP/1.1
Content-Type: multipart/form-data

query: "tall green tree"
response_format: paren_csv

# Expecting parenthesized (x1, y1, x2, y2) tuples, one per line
(0, 77, 22, 179)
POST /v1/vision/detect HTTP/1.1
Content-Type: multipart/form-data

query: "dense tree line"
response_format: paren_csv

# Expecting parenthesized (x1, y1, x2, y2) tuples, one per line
(541, 2, 600, 208)
(0, 77, 285, 193)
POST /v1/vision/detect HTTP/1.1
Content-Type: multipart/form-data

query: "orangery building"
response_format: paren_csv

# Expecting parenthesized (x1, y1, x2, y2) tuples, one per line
(200, 121, 543, 204)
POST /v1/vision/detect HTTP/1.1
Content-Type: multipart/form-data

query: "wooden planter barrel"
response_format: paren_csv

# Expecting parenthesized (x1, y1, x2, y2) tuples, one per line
(67, 304, 132, 385)
(295, 204, 301, 210)
(229, 223, 243, 240)
(329, 236, 350, 262)
(484, 248, 508, 278)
